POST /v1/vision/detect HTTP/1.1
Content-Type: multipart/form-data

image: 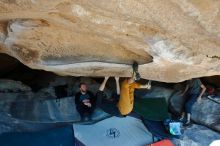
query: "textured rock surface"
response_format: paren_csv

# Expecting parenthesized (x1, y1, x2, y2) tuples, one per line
(0, 77, 111, 122)
(172, 124, 220, 146)
(170, 92, 220, 132)
(192, 98, 220, 132)
(0, 79, 31, 92)
(0, 0, 220, 82)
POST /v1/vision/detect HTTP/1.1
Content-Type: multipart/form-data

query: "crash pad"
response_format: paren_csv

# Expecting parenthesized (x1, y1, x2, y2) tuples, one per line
(134, 97, 169, 121)
(0, 126, 75, 146)
(73, 116, 153, 146)
(147, 139, 174, 146)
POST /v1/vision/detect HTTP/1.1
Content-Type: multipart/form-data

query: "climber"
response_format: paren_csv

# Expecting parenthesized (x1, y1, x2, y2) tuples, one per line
(180, 78, 206, 126)
(96, 62, 151, 116)
(96, 76, 121, 116)
(75, 82, 96, 121)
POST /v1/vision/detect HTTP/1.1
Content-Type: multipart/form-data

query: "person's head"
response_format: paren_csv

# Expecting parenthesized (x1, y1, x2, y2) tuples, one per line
(79, 82, 87, 93)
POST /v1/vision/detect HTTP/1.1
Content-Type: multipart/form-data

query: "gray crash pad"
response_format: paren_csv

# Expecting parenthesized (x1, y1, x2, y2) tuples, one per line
(73, 116, 153, 146)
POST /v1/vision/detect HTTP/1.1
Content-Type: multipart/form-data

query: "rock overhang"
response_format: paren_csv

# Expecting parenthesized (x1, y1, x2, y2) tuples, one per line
(0, 0, 220, 82)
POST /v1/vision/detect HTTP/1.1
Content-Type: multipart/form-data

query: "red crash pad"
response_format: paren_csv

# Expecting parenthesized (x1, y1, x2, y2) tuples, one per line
(147, 139, 174, 146)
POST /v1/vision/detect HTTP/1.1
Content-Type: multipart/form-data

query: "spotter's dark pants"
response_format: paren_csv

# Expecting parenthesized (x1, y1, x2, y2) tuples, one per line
(185, 94, 198, 114)
(76, 105, 95, 119)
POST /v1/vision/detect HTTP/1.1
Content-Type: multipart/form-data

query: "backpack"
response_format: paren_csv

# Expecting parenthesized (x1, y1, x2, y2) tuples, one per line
(163, 119, 183, 136)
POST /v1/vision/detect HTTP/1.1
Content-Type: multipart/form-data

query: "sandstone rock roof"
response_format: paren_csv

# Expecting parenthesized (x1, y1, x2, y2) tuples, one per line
(0, 0, 220, 82)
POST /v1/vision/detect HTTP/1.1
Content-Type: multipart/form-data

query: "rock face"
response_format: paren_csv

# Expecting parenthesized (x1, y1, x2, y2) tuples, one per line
(0, 79, 31, 92)
(170, 92, 220, 132)
(192, 98, 220, 132)
(172, 124, 220, 146)
(0, 0, 220, 82)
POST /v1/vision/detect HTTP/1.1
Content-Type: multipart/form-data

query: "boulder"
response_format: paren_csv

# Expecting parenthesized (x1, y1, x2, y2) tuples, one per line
(192, 98, 220, 132)
(170, 92, 220, 132)
(135, 86, 174, 102)
(0, 1, 220, 82)
(169, 91, 185, 116)
(0, 79, 31, 93)
(172, 124, 220, 146)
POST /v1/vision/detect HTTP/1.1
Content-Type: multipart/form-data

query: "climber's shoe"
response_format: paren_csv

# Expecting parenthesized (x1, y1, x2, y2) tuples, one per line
(132, 61, 141, 81)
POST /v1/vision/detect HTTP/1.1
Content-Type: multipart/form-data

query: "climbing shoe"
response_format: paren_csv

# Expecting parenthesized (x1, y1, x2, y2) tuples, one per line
(132, 61, 141, 81)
